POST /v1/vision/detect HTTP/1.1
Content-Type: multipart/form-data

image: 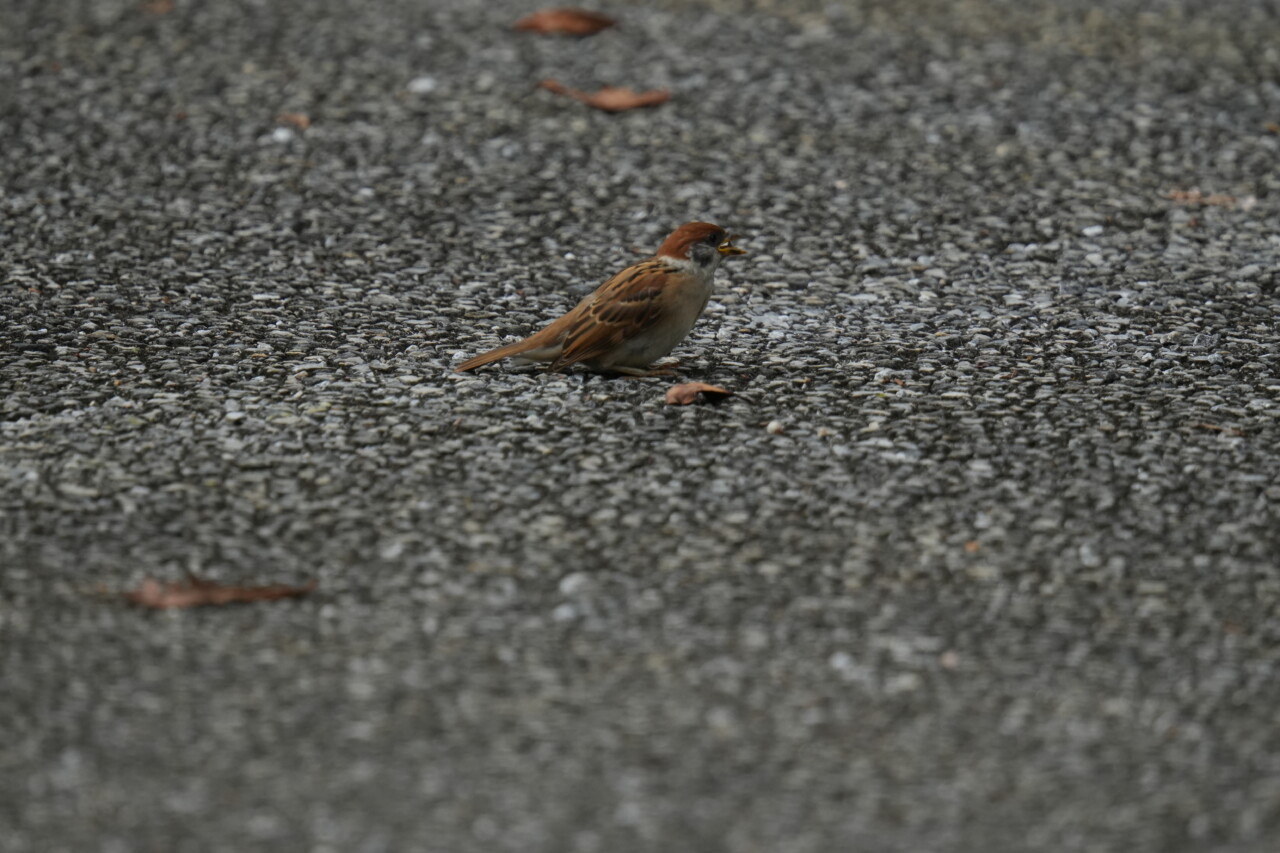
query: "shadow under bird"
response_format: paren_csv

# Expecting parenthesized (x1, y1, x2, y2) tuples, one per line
(455, 222, 747, 376)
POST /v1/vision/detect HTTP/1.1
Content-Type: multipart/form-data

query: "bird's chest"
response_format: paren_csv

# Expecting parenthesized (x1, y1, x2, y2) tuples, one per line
(615, 278, 713, 366)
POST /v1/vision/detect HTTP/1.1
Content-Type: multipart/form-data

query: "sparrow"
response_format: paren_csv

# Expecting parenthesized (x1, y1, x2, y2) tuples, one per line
(455, 222, 747, 376)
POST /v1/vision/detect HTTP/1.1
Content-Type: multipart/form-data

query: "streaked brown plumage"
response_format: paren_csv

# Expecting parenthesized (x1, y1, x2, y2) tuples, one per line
(455, 222, 747, 375)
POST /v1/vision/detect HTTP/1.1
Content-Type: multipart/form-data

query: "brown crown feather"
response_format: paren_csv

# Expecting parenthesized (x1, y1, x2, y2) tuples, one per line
(656, 222, 727, 259)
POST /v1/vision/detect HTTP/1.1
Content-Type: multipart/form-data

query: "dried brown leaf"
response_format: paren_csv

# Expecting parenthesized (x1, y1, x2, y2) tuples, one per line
(665, 382, 733, 405)
(539, 79, 670, 113)
(515, 8, 616, 36)
(1163, 189, 1237, 207)
(126, 574, 317, 609)
(277, 112, 311, 130)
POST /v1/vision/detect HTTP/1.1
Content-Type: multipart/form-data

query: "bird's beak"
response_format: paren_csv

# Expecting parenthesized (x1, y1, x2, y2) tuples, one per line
(718, 236, 747, 256)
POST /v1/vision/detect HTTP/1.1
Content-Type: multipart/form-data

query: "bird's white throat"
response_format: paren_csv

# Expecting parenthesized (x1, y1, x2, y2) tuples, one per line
(659, 254, 719, 279)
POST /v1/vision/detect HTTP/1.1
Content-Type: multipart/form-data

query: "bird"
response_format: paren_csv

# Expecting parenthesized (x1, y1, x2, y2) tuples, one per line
(455, 222, 747, 376)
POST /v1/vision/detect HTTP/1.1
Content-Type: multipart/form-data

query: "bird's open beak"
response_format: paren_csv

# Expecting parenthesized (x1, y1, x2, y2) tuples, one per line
(717, 236, 747, 256)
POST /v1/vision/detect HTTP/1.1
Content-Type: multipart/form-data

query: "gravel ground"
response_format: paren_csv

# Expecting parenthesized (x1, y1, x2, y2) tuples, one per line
(3, 1, 1280, 850)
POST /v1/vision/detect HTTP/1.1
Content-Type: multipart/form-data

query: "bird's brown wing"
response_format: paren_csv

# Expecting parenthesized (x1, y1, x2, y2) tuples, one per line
(549, 259, 674, 370)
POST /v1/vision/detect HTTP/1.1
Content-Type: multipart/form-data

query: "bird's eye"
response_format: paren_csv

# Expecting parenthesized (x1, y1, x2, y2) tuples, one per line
(707, 233, 721, 244)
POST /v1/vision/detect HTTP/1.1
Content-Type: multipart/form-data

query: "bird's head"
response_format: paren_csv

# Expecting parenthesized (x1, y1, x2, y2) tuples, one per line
(657, 221, 747, 270)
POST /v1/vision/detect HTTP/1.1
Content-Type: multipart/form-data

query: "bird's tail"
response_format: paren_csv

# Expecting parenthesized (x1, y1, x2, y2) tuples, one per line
(455, 331, 565, 372)
(455, 340, 530, 372)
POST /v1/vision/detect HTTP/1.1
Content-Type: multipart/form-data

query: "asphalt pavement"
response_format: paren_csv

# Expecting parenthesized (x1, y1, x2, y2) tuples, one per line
(3, 1, 1279, 851)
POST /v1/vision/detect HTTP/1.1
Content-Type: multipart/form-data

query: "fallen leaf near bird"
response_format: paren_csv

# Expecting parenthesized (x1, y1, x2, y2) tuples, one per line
(665, 382, 733, 405)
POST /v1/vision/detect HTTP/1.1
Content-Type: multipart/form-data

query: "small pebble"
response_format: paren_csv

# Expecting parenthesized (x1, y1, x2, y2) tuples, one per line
(406, 76, 438, 94)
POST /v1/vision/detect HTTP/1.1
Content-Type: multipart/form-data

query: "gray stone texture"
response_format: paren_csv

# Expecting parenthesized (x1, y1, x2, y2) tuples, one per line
(3, 1, 1279, 850)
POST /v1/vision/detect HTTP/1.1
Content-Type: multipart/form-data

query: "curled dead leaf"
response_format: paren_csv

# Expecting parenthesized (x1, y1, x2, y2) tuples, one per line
(665, 382, 733, 406)
(515, 8, 616, 36)
(1163, 189, 1238, 207)
(538, 79, 670, 113)
(277, 112, 311, 130)
(125, 574, 317, 609)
